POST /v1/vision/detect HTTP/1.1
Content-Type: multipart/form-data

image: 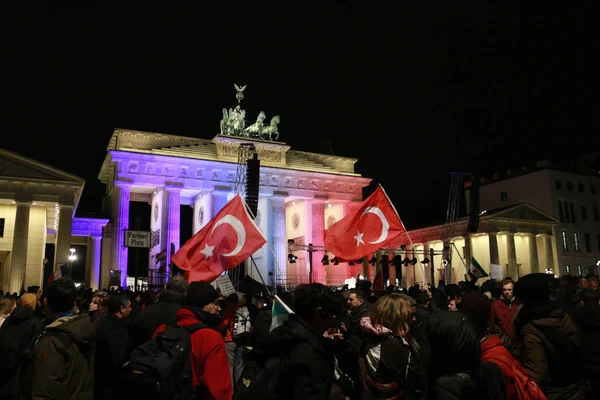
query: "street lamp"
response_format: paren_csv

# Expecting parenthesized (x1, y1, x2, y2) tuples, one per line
(68, 248, 76, 277)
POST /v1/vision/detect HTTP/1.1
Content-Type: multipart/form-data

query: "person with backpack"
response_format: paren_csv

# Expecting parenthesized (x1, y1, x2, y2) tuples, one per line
(0, 293, 43, 400)
(514, 273, 589, 399)
(460, 290, 547, 400)
(234, 283, 346, 400)
(28, 278, 96, 400)
(152, 281, 232, 400)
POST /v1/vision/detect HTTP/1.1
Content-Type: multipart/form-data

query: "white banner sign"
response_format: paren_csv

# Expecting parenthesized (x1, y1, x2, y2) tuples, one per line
(216, 275, 236, 297)
(124, 230, 151, 248)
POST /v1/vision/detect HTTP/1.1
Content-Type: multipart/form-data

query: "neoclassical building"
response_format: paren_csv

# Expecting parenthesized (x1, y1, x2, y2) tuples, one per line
(0, 148, 108, 293)
(97, 129, 372, 289)
(362, 203, 560, 288)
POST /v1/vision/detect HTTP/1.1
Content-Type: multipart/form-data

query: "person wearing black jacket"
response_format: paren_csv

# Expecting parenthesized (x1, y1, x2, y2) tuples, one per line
(128, 275, 188, 348)
(0, 301, 43, 399)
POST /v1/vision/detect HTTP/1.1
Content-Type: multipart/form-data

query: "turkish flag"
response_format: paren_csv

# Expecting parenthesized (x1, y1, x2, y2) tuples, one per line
(172, 194, 267, 283)
(324, 186, 406, 261)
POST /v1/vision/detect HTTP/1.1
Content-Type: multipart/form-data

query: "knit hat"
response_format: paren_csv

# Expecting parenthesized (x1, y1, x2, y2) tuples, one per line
(186, 282, 219, 308)
(398, 293, 417, 307)
(20, 293, 37, 310)
(514, 273, 555, 305)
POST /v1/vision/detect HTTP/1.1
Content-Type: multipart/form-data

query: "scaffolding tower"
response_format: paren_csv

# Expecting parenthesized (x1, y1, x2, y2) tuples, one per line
(443, 172, 471, 283)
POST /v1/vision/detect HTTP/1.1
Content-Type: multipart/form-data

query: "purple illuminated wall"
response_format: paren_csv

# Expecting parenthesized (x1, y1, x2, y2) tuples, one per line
(114, 182, 131, 289)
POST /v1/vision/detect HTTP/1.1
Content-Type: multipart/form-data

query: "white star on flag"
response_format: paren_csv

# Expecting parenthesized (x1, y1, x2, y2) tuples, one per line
(354, 231, 364, 246)
(200, 243, 215, 259)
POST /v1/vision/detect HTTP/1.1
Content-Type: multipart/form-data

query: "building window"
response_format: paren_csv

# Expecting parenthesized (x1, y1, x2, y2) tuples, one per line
(555, 180, 562, 190)
(593, 206, 599, 221)
(562, 231, 569, 252)
(558, 201, 565, 222)
(565, 203, 571, 223)
(577, 265, 583, 276)
(567, 181, 573, 191)
(597, 233, 600, 252)
(570, 202, 576, 223)
(573, 232, 581, 252)
(500, 191, 508, 202)
(565, 265, 571, 274)
(591, 184, 597, 194)
(581, 205, 588, 220)
(0, 218, 4, 237)
(584, 233, 591, 252)
(578, 182, 584, 193)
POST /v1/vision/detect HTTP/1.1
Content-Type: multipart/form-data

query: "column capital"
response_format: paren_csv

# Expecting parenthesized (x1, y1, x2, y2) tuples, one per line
(91, 234, 103, 240)
(164, 182, 184, 192)
(114, 180, 133, 188)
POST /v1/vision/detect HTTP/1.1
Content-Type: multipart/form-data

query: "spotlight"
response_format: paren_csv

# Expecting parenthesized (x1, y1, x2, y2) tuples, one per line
(369, 255, 377, 265)
(421, 257, 430, 265)
(410, 258, 418, 265)
(348, 260, 355, 266)
(332, 257, 339, 265)
(402, 258, 411, 266)
(288, 253, 297, 263)
(321, 255, 329, 265)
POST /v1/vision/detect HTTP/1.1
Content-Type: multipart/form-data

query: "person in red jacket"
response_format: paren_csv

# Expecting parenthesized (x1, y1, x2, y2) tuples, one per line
(155, 281, 232, 400)
(488, 279, 520, 339)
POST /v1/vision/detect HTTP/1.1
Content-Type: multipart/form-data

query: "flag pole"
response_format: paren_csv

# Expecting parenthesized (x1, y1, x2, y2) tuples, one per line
(241, 196, 288, 293)
(249, 256, 272, 297)
(378, 184, 428, 285)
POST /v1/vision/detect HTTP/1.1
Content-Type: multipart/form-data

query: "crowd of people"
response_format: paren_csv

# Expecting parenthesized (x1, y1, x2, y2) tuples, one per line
(0, 272, 597, 399)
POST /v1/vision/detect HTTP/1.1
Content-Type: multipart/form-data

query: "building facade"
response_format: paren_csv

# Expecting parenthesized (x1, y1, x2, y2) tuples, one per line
(0, 148, 108, 293)
(353, 203, 559, 288)
(97, 129, 372, 289)
(465, 158, 600, 277)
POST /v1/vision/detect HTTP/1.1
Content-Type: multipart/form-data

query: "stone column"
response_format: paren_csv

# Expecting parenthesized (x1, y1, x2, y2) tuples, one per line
(87, 235, 102, 290)
(165, 186, 182, 277)
(528, 233, 540, 274)
(388, 252, 397, 287)
(54, 205, 74, 271)
(212, 189, 230, 216)
(506, 233, 518, 279)
(311, 201, 325, 284)
(545, 235, 555, 274)
(113, 181, 131, 288)
(269, 195, 287, 289)
(9, 202, 31, 293)
(489, 233, 500, 265)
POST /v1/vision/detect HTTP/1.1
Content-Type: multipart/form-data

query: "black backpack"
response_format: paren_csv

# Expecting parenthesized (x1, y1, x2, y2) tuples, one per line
(233, 348, 288, 400)
(121, 322, 208, 400)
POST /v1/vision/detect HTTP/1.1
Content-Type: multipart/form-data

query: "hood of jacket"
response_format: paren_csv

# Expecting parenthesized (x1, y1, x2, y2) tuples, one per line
(254, 313, 333, 359)
(176, 305, 221, 330)
(5, 305, 35, 323)
(45, 314, 95, 349)
(529, 308, 579, 344)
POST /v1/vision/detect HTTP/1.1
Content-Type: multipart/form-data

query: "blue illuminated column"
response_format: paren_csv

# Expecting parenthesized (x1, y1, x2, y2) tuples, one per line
(212, 188, 230, 216)
(113, 181, 131, 289)
(166, 185, 182, 278)
(269, 195, 286, 286)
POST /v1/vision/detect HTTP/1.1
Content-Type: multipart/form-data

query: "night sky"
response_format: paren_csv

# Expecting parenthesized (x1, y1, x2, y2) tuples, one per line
(3, 2, 598, 229)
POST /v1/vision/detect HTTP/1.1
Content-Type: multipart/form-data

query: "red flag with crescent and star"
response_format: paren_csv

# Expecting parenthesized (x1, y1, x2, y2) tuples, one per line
(324, 185, 406, 261)
(171, 194, 267, 283)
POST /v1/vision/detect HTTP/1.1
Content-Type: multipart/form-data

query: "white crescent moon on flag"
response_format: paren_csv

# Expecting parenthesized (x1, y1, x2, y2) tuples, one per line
(360, 206, 389, 244)
(209, 214, 246, 256)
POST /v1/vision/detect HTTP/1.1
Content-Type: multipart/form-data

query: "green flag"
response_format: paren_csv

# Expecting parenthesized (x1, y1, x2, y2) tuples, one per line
(469, 257, 489, 279)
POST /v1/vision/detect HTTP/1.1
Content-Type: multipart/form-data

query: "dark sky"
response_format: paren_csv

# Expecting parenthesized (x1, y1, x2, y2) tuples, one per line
(2, 2, 598, 229)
